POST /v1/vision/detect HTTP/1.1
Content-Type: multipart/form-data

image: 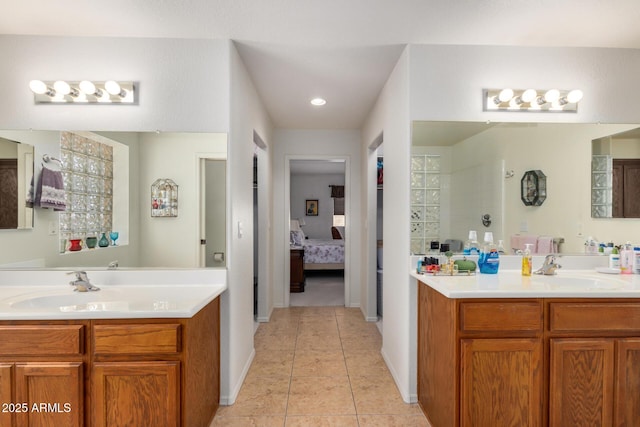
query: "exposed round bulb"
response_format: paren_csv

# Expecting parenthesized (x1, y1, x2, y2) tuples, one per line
(53, 81, 71, 95)
(79, 80, 96, 94)
(498, 88, 514, 103)
(29, 80, 48, 94)
(105, 80, 122, 96)
(521, 89, 537, 103)
(566, 89, 583, 103)
(544, 89, 560, 103)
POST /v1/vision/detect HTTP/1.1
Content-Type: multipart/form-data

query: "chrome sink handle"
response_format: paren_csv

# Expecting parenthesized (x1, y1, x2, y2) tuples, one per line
(534, 254, 562, 275)
(67, 271, 100, 292)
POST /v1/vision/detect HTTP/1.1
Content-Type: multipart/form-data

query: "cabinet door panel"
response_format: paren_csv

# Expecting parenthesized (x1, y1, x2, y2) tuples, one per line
(549, 338, 614, 427)
(14, 362, 83, 427)
(92, 361, 180, 427)
(460, 338, 542, 427)
(0, 364, 13, 427)
(615, 338, 640, 427)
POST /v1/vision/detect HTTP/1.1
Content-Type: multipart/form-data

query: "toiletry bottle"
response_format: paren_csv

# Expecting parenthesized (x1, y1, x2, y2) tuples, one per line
(479, 232, 500, 274)
(620, 242, 634, 274)
(497, 240, 506, 254)
(463, 230, 480, 256)
(417, 259, 423, 274)
(521, 243, 533, 276)
(609, 246, 621, 270)
(633, 246, 640, 274)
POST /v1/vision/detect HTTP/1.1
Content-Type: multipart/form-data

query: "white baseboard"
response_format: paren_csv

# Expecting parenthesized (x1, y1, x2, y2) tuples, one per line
(380, 347, 417, 404)
(219, 347, 255, 405)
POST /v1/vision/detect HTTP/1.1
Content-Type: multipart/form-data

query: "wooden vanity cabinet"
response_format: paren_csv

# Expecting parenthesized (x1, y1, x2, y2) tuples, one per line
(0, 322, 87, 427)
(91, 297, 220, 427)
(418, 282, 640, 427)
(418, 284, 543, 427)
(0, 297, 220, 427)
(548, 301, 640, 427)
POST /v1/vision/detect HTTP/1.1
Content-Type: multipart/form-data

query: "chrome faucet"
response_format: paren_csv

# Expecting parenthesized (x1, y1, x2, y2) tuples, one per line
(534, 254, 562, 275)
(107, 260, 119, 270)
(67, 271, 100, 292)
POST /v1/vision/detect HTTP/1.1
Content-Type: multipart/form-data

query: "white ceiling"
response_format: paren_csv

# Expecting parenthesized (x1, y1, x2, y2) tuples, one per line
(4, 0, 640, 129)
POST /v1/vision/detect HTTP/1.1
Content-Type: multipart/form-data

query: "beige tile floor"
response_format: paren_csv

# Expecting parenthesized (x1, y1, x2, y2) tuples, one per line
(211, 306, 431, 426)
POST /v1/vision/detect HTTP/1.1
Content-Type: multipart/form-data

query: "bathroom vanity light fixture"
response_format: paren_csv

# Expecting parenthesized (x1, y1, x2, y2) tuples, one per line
(484, 88, 583, 112)
(29, 80, 135, 104)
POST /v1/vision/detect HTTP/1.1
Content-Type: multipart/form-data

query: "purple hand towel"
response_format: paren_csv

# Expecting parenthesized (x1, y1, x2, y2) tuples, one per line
(35, 165, 66, 211)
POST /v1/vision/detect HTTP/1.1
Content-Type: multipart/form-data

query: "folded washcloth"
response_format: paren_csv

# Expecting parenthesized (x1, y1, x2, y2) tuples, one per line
(35, 165, 66, 211)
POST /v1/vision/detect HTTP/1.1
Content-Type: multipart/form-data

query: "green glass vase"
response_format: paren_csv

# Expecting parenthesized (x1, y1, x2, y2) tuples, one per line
(98, 233, 109, 247)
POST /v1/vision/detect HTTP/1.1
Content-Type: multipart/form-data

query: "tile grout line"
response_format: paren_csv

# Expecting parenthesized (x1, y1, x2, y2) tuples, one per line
(283, 311, 300, 426)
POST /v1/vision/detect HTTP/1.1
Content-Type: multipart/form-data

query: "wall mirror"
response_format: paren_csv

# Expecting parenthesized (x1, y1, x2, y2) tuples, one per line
(0, 136, 34, 230)
(591, 127, 640, 218)
(411, 121, 639, 255)
(0, 130, 227, 270)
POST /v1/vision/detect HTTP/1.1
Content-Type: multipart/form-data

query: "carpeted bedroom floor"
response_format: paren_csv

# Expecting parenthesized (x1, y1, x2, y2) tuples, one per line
(289, 271, 345, 306)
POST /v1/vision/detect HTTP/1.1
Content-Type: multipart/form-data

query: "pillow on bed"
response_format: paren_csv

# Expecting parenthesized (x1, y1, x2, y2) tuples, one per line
(290, 230, 305, 246)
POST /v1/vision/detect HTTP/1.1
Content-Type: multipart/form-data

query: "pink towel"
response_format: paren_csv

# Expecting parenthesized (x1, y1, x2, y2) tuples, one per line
(537, 236, 556, 254)
(510, 235, 538, 253)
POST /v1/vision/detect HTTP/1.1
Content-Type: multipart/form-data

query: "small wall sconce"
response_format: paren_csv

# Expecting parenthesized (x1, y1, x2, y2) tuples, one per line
(484, 88, 583, 112)
(29, 80, 136, 104)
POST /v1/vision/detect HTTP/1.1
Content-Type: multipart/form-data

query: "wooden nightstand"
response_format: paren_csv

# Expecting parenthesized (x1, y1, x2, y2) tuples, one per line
(290, 247, 305, 292)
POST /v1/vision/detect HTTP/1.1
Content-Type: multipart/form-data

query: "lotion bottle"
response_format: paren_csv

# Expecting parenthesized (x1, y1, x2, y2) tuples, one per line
(620, 242, 634, 274)
(521, 243, 533, 276)
(633, 246, 640, 274)
(609, 246, 621, 270)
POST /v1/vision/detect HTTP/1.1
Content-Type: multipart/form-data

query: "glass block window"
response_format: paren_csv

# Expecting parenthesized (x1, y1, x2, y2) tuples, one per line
(591, 154, 612, 218)
(59, 132, 113, 249)
(410, 154, 441, 254)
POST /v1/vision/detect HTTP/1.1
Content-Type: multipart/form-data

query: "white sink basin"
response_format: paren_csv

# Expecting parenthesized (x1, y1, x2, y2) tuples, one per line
(11, 293, 130, 312)
(532, 274, 628, 290)
(7, 287, 193, 312)
(0, 268, 227, 319)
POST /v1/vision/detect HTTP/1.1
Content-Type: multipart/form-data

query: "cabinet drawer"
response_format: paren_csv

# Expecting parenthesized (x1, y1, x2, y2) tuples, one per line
(550, 302, 640, 332)
(0, 325, 84, 355)
(460, 301, 542, 334)
(93, 324, 181, 355)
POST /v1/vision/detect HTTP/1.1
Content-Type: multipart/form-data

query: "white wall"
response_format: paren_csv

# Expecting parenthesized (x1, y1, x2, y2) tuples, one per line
(362, 44, 640, 404)
(290, 172, 345, 239)
(272, 129, 362, 308)
(362, 48, 413, 401)
(226, 43, 273, 404)
(0, 35, 230, 132)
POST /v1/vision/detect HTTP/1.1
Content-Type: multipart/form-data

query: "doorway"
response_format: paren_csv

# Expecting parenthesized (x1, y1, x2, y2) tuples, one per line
(198, 157, 226, 268)
(284, 156, 350, 308)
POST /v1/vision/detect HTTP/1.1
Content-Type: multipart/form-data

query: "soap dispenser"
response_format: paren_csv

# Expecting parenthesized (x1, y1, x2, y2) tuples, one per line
(521, 243, 533, 276)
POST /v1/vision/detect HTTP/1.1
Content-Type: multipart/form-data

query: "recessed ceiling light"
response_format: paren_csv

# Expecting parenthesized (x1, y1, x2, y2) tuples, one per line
(310, 97, 326, 106)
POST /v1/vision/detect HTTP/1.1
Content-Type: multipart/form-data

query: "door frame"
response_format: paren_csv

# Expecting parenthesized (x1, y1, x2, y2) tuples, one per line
(283, 155, 351, 307)
(196, 152, 228, 268)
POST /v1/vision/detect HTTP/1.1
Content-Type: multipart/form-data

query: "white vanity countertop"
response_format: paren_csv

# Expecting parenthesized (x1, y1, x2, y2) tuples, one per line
(411, 269, 640, 299)
(0, 268, 227, 320)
